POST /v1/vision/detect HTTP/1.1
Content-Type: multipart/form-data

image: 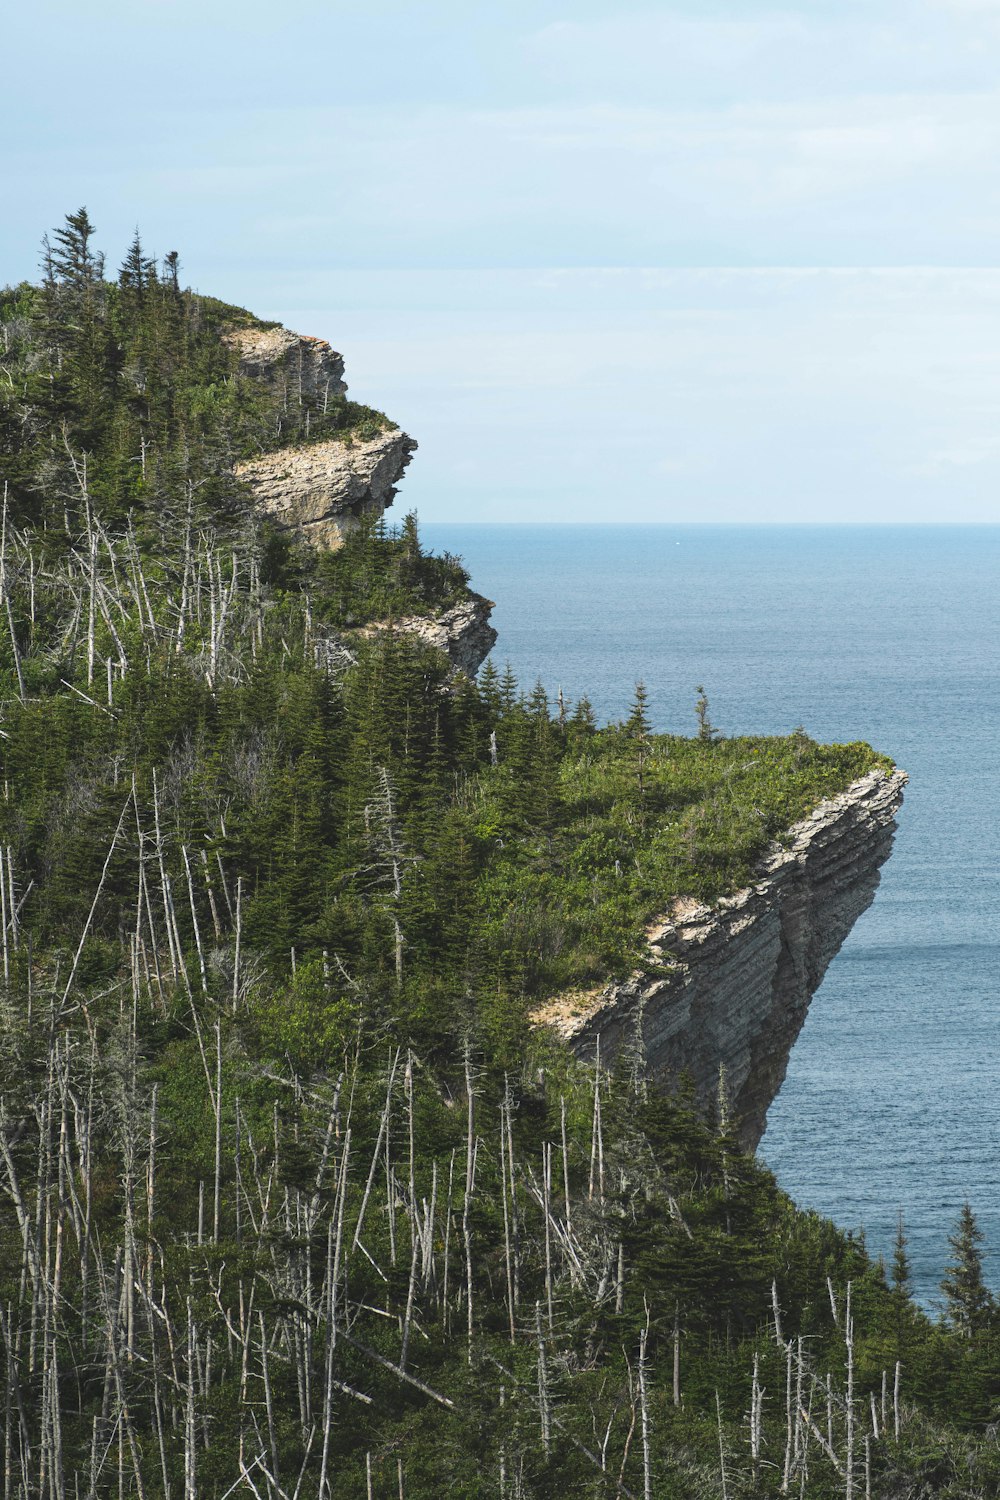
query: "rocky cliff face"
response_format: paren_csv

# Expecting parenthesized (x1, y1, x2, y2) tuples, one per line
(356, 594, 498, 677)
(234, 430, 418, 550)
(224, 325, 347, 404)
(228, 323, 492, 666)
(536, 768, 907, 1149)
(227, 322, 416, 550)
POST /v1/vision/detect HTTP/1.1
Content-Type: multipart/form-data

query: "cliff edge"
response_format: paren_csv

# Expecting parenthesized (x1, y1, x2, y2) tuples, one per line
(229, 324, 417, 550)
(229, 323, 494, 673)
(536, 767, 907, 1148)
(234, 430, 418, 550)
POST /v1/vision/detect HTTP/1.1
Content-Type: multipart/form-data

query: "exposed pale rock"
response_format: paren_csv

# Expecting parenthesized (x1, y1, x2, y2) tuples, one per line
(357, 594, 498, 677)
(224, 325, 347, 402)
(234, 431, 418, 550)
(537, 767, 907, 1148)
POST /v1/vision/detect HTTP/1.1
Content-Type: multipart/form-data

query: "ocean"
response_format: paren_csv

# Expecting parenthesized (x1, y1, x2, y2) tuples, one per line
(423, 522, 1000, 1306)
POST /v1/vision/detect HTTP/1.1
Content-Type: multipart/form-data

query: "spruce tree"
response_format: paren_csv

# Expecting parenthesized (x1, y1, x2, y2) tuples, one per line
(498, 662, 519, 715)
(626, 680, 652, 738)
(892, 1210, 912, 1299)
(478, 658, 502, 720)
(627, 681, 652, 816)
(891, 1210, 913, 1355)
(118, 230, 157, 301)
(941, 1202, 993, 1337)
(163, 248, 181, 294)
(568, 695, 596, 740)
(695, 685, 718, 742)
(49, 206, 102, 294)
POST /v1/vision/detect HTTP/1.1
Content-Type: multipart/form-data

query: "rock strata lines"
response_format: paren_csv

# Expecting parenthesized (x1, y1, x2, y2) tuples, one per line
(234, 430, 418, 550)
(538, 767, 907, 1148)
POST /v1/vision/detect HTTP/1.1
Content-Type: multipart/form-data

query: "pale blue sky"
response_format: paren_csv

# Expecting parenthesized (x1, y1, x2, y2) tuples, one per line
(5, 0, 1000, 520)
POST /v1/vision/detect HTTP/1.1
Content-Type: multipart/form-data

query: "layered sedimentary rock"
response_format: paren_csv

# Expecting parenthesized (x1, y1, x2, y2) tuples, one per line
(227, 321, 494, 666)
(537, 768, 907, 1149)
(358, 595, 498, 677)
(224, 325, 347, 403)
(234, 430, 418, 550)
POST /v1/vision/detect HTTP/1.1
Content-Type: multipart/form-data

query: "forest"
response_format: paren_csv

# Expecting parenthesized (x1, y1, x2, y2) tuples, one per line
(0, 211, 995, 1498)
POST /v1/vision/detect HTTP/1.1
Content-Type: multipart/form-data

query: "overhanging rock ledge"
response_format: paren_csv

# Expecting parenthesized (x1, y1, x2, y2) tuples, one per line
(534, 767, 907, 1149)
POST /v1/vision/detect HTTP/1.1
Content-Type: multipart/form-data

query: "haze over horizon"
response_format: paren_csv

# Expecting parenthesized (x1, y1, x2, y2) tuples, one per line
(6, 0, 1000, 523)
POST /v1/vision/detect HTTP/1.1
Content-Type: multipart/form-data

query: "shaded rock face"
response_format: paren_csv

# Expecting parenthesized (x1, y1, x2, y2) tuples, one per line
(224, 326, 347, 404)
(234, 431, 418, 550)
(359, 595, 498, 677)
(539, 768, 907, 1149)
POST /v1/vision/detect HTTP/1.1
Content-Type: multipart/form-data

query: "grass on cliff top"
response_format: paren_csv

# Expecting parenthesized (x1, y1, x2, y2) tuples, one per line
(425, 675, 896, 1012)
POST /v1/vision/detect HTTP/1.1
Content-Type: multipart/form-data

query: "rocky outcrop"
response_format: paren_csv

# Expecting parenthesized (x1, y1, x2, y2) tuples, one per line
(225, 320, 487, 665)
(358, 594, 498, 677)
(536, 768, 907, 1149)
(224, 325, 347, 403)
(234, 430, 417, 550)
(227, 322, 416, 550)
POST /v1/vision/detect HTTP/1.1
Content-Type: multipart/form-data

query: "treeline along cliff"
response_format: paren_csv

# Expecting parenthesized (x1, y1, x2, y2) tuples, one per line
(0, 210, 995, 1498)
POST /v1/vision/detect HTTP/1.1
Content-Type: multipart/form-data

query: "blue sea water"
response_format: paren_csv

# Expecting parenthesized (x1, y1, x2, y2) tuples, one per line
(423, 523, 1000, 1306)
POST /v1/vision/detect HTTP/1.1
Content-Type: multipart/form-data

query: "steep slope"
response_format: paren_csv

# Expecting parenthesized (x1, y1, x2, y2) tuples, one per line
(538, 767, 907, 1146)
(3, 218, 997, 1500)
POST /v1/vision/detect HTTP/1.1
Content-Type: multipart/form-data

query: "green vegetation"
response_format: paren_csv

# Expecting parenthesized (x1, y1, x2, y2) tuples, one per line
(0, 209, 393, 536)
(269, 510, 474, 628)
(0, 213, 995, 1498)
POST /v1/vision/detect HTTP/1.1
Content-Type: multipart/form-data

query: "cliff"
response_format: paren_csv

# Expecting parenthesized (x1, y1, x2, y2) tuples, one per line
(535, 767, 907, 1148)
(356, 595, 498, 677)
(234, 430, 418, 550)
(228, 322, 417, 550)
(226, 322, 495, 670)
(224, 325, 347, 404)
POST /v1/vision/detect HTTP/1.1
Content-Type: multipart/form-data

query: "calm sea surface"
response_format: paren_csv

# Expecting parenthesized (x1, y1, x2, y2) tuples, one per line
(423, 523, 1000, 1305)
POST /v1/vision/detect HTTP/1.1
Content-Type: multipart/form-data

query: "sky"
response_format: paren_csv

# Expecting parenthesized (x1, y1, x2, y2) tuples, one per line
(5, 0, 1000, 521)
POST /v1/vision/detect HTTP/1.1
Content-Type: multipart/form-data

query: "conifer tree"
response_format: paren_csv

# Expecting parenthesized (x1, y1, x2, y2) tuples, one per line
(890, 1210, 914, 1357)
(498, 663, 519, 715)
(478, 658, 502, 720)
(695, 685, 719, 742)
(941, 1202, 993, 1337)
(118, 231, 157, 301)
(892, 1210, 912, 1301)
(49, 206, 102, 295)
(568, 695, 596, 742)
(627, 681, 652, 815)
(627, 680, 652, 738)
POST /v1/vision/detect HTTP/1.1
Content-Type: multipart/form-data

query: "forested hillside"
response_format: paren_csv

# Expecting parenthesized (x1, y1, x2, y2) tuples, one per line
(0, 213, 995, 1498)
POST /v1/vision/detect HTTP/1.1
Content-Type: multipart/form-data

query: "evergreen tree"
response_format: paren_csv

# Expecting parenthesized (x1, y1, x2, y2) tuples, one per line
(49, 205, 102, 294)
(941, 1202, 993, 1337)
(891, 1209, 914, 1356)
(118, 230, 157, 300)
(695, 684, 719, 742)
(892, 1210, 912, 1299)
(568, 695, 596, 741)
(627, 681, 652, 816)
(626, 680, 652, 738)
(478, 658, 502, 720)
(498, 662, 519, 715)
